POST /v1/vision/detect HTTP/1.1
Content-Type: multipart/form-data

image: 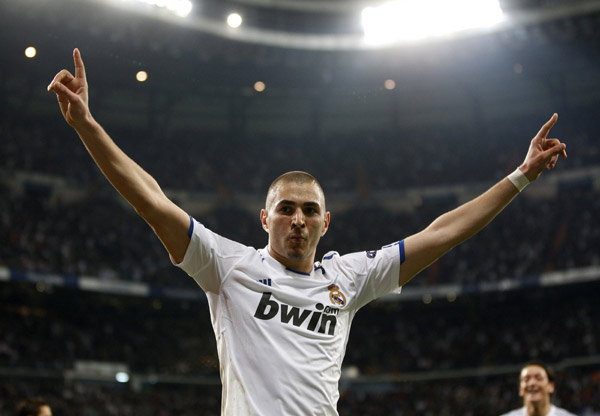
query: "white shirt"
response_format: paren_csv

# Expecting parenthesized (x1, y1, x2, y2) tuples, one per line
(176, 219, 404, 415)
(500, 405, 578, 416)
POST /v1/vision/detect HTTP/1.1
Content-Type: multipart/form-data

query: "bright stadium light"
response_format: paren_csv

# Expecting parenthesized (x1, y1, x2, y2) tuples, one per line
(254, 81, 266, 92)
(362, 0, 504, 44)
(25, 46, 37, 58)
(124, 0, 193, 17)
(227, 13, 243, 28)
(115, 371, 130, 383)
(136, 70, 148, 82)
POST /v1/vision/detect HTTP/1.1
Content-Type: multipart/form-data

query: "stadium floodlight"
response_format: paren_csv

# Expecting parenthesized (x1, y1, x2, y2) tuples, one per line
(25, 46, 37, 58)
(227, 12, 243, 28)
(136, 70, 148, 82)
(254, 81, 266, 92)
(362, 0, 504, 44)
(123, 0, 193, 17)
(115, 371, 130, 383)
(384, 79, 396, 90)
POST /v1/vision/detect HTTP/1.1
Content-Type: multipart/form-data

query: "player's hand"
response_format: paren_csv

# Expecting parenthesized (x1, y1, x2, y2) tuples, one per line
(47, 48, 90, 128)
(519, 113, 567, 182)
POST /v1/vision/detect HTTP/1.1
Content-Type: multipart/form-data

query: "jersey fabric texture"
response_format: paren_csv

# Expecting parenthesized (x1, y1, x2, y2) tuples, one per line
(176, 218, 404, 416)
(500, 405, 578, 416)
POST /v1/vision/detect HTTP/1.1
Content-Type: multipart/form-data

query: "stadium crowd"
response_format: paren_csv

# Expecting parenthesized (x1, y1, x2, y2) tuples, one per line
(1, 366, 599, 416)
(1, 108, 598, 194)
(2, 92, 599, 288)
(0, 282, 599, 416)
(1, 178, 598, 289)
(1, 282, 598, 379)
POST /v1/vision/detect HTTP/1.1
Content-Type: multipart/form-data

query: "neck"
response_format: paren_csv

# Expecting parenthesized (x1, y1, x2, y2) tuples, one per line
(267, 246, 315, 274)
(526, 402, 551, 416)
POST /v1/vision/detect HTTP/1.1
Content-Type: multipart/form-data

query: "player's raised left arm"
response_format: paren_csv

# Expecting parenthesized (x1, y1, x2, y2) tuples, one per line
(398, 113, 567, 286)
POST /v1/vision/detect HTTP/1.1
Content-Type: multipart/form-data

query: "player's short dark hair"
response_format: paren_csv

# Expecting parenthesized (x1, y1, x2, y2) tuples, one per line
(265, 171, 326, 211)
(16, 397, 48, 416)
(522, 360, 555, 383)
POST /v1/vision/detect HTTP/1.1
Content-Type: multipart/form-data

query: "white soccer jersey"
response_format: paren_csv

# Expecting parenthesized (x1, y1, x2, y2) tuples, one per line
(176, 218, 404, 416)
(500, 405, 578, 416)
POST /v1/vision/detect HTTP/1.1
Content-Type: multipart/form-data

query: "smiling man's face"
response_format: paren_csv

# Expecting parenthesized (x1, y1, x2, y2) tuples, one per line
(261, 180, 329, 272)
(519, 364, 555, 407)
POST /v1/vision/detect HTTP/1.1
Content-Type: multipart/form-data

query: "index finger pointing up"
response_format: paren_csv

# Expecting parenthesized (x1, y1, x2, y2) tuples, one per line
(73, 48, 86, 80)
(536, 113, 558, 139)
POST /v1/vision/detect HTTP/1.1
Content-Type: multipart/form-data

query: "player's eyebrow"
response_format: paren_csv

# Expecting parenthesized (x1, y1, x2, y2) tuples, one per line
(303, 201, 321, 209)
(276, 200, 322, 209)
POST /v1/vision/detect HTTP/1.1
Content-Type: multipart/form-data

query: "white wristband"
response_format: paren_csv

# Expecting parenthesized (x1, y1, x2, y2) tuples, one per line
(507, 168, 530, 192)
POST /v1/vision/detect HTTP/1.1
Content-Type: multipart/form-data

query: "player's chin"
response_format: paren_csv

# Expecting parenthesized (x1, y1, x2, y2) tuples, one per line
(285, 245, 310, 260)
(285, 249, 307, 261)
(525, 392, 543, 402)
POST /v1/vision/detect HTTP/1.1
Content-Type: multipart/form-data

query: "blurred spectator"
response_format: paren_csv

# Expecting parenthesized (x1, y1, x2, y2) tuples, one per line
(16, 398, 51, 416)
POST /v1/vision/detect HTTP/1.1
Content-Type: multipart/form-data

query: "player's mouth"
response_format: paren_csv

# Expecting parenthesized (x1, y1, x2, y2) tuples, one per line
(288, 234, 307, 243)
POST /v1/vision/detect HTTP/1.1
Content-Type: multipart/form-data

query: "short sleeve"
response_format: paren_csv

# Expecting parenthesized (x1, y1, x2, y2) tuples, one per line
(338, 240, 404, 309)
(174, 218, 253, 293)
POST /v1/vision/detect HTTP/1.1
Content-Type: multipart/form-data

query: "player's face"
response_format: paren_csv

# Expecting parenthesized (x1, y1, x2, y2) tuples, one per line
(519, 365, 554, 406)
(261, 181, 329, 271)
(38, 406, 52, 416)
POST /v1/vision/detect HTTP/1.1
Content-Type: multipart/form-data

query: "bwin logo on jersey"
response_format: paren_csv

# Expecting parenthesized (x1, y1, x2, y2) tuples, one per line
(253, 293, 337, 336)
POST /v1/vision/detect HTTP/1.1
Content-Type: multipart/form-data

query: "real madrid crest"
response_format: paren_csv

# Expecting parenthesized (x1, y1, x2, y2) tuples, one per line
(328, 284, 346, 308)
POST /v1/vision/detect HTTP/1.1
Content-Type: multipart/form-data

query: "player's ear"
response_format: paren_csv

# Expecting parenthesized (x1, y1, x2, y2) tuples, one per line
(548, 382, 555, 395)
(321, 212, 330, 236)
(260, 209, 269, 233)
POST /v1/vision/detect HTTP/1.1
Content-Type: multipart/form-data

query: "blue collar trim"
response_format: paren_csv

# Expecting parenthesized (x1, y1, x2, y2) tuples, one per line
(285, 267, 311, 276)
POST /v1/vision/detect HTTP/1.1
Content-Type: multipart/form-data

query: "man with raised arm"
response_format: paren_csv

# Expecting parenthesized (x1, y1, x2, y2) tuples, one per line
(48, 49, 567, 415)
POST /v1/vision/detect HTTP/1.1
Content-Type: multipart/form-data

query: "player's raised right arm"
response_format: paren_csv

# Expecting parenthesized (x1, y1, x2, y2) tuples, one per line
(48, 48, 190, 263)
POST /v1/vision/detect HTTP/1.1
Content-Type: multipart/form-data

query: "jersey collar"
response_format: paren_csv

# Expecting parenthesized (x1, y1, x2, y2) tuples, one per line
(259, 247, 327, 278)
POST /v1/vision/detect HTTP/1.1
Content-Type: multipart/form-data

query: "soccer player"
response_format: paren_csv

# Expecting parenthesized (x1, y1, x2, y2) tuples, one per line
(16, 398, 52, 416)
(500, 361, 577, 416)
(48, 49, 568, 415)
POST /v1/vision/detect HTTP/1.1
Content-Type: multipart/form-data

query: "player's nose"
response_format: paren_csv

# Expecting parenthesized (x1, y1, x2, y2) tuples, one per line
(291, 208, 305, 227)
